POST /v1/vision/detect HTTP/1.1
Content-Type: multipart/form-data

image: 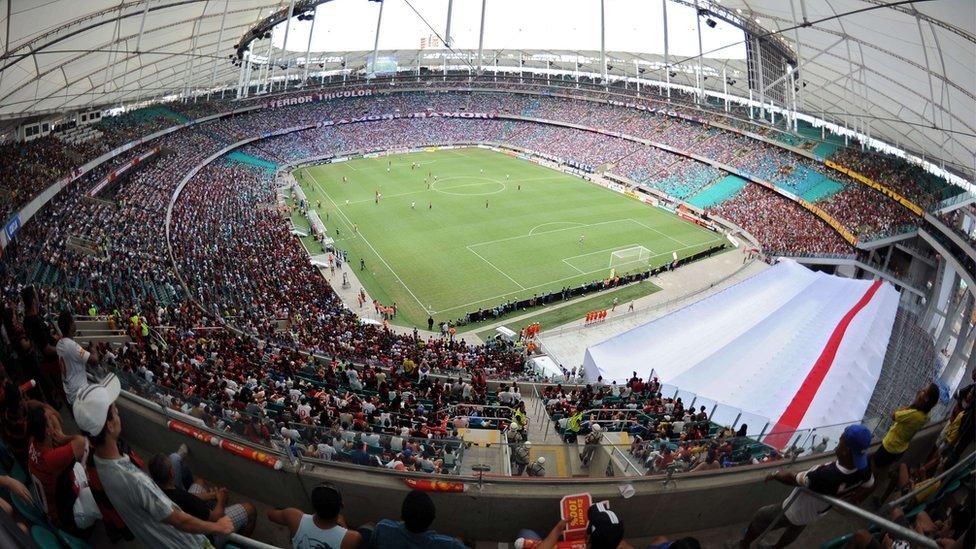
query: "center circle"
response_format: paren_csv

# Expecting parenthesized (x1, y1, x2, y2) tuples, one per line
(431, 176, 507, 196)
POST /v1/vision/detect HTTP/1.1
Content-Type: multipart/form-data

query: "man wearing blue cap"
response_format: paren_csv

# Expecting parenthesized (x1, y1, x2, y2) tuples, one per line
(735, 424, 875, 548)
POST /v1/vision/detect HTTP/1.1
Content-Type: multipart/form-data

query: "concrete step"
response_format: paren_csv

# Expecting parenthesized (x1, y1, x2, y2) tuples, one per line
(76, 319, 112, 331)
(457, 428, 508, 476)
(74, 334, 131, 344)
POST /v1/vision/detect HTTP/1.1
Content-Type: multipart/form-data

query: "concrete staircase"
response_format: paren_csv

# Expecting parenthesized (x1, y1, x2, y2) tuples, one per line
(74, 318, 131, 345)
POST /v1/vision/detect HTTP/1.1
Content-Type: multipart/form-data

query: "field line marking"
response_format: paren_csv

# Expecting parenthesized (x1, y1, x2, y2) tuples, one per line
(306, 169, 431, 314)
(466, 246, 527, 290)
(627, 217, 691, 247)
(528, 221, 586, 236)
(469, 219, 633, 249)
(561, 258, 585, 274)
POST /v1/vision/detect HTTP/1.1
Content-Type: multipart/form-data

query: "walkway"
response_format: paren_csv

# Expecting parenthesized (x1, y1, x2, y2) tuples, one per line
(540, 249, 767, 371)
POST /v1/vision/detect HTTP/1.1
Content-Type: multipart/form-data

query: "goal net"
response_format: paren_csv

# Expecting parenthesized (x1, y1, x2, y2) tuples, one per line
(609, 246, 652, 269)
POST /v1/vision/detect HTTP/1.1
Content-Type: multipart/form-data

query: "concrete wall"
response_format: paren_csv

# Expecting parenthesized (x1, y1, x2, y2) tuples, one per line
(117, 394, 944, 542)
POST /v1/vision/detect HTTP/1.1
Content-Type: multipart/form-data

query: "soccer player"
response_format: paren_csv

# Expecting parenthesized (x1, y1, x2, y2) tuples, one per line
(360, 258, 366, 271)
(578, 235, 585, 245)
(485, 200, 489, 209)
(411, 201, 416, 209)
(428, 202, 432, 210)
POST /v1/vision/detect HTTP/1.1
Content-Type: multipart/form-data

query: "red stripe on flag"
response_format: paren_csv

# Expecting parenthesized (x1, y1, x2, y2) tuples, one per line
(765, 280, 883, 450)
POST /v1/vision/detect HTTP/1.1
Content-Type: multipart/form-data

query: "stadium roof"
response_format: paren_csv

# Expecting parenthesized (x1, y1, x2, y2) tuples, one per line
(0, 0, 972, 177)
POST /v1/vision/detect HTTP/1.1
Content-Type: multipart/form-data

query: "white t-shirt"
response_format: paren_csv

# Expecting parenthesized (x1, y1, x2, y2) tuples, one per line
(57, 337, 90, 403)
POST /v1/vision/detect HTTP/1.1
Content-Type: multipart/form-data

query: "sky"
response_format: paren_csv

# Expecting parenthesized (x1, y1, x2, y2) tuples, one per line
(272, 0, 747, 59)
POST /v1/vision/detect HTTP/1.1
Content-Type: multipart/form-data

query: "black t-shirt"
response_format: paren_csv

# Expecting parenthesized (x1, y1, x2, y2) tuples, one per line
(22, 314, 51, 359)
(784, 461, 874, 525)
(163, 488, 211, 522)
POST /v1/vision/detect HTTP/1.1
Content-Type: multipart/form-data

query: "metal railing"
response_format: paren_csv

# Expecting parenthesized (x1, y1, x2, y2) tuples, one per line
(226, 534, 283, 549)
(752, 487, 939, 548)
(879, 450, 976, 515)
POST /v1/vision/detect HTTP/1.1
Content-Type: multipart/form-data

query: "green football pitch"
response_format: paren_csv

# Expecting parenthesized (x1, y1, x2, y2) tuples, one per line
(293, 147, 726, 330)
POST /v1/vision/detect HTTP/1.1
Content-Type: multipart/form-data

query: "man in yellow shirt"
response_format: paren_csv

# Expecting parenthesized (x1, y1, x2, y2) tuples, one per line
(874, 383, 939, 469)
(871, 383, 939, 503)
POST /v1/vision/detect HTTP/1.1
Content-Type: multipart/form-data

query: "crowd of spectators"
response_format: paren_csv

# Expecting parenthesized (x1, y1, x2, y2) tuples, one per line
(0, 79, 961, 257)
(709, 183, 857, 257)
(831, 147, 966, 210)
(541, 376, 781, 475)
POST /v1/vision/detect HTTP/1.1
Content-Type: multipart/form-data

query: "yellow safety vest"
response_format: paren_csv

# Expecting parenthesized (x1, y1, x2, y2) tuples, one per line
(88, 306, 97, 317)
(567, 412, 584, 432)
(513, 409, 527, 428)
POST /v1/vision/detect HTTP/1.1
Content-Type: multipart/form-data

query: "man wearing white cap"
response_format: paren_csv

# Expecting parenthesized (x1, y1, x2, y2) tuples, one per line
(527, 456, 546, 477)
(580, 423, 604, 467)
(73, 374, 233, 547)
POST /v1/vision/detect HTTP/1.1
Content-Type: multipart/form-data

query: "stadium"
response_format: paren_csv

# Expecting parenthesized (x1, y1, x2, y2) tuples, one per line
(0, 1, 973, 548)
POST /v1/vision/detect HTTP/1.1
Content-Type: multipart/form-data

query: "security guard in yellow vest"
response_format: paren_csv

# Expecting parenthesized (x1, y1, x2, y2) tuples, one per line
(565, 409, 584, 442)
(512, 407, 528, 432)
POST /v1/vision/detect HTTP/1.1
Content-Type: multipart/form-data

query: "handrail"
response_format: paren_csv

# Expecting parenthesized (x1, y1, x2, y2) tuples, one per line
(800, 488, 938, 549)
(608, 445, 644, 476)
(226, 533, 283, 549)
(880, 450, 976, 514)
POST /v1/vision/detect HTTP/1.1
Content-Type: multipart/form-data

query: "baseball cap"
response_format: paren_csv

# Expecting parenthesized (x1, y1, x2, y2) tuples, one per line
(73, 373, 121, 436)
(840, 424, 872, 470)
(587, 502, 625, 549)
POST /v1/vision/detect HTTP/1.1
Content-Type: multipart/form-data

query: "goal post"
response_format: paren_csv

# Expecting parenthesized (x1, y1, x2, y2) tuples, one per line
(609, 246, 652, 269)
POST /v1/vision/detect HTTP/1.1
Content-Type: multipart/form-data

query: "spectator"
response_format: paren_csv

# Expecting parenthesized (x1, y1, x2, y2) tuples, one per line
(736, 424, 875, 548)
(527, 456, 546, 477)
(73, 374, 233, 547)
(1, 379, 55, 468)
(367, 489, 465, 548)
(871, 383, 939, 500)
(55, 310, 99, 404)
(512, 440, 531, 476)
(529, 501, 634, 549)
(580, 423, 604, 467)
(26, 405, 86, 528)
(148, 453, 257, 538)
(267, 483, 363, 548)
(20, 286, 61, 406)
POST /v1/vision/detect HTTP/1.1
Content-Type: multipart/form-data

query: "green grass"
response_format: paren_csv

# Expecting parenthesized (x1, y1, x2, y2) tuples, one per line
(474, 280, 661, 341)
(294, 147, 726, 329)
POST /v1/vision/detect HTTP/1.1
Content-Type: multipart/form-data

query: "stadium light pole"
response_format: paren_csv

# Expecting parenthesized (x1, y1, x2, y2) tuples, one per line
(279, 0, 297, 90)
(693, 0, 705, 104)
(370, 0, 385, 79)
(477, 0, 487, 75)
(208, 0, 230, 100)
(445, 0, 454, 47)
(600, 0, 607, 84)
(662, 0, 670, 99)
(264, 37, 274, 94)
(722, 67, 728, 112)
(244, 50, 254, 97)
(302, 7, 318, 87)
(236, 52, 246, 99)
(634, 59, 640, 95)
